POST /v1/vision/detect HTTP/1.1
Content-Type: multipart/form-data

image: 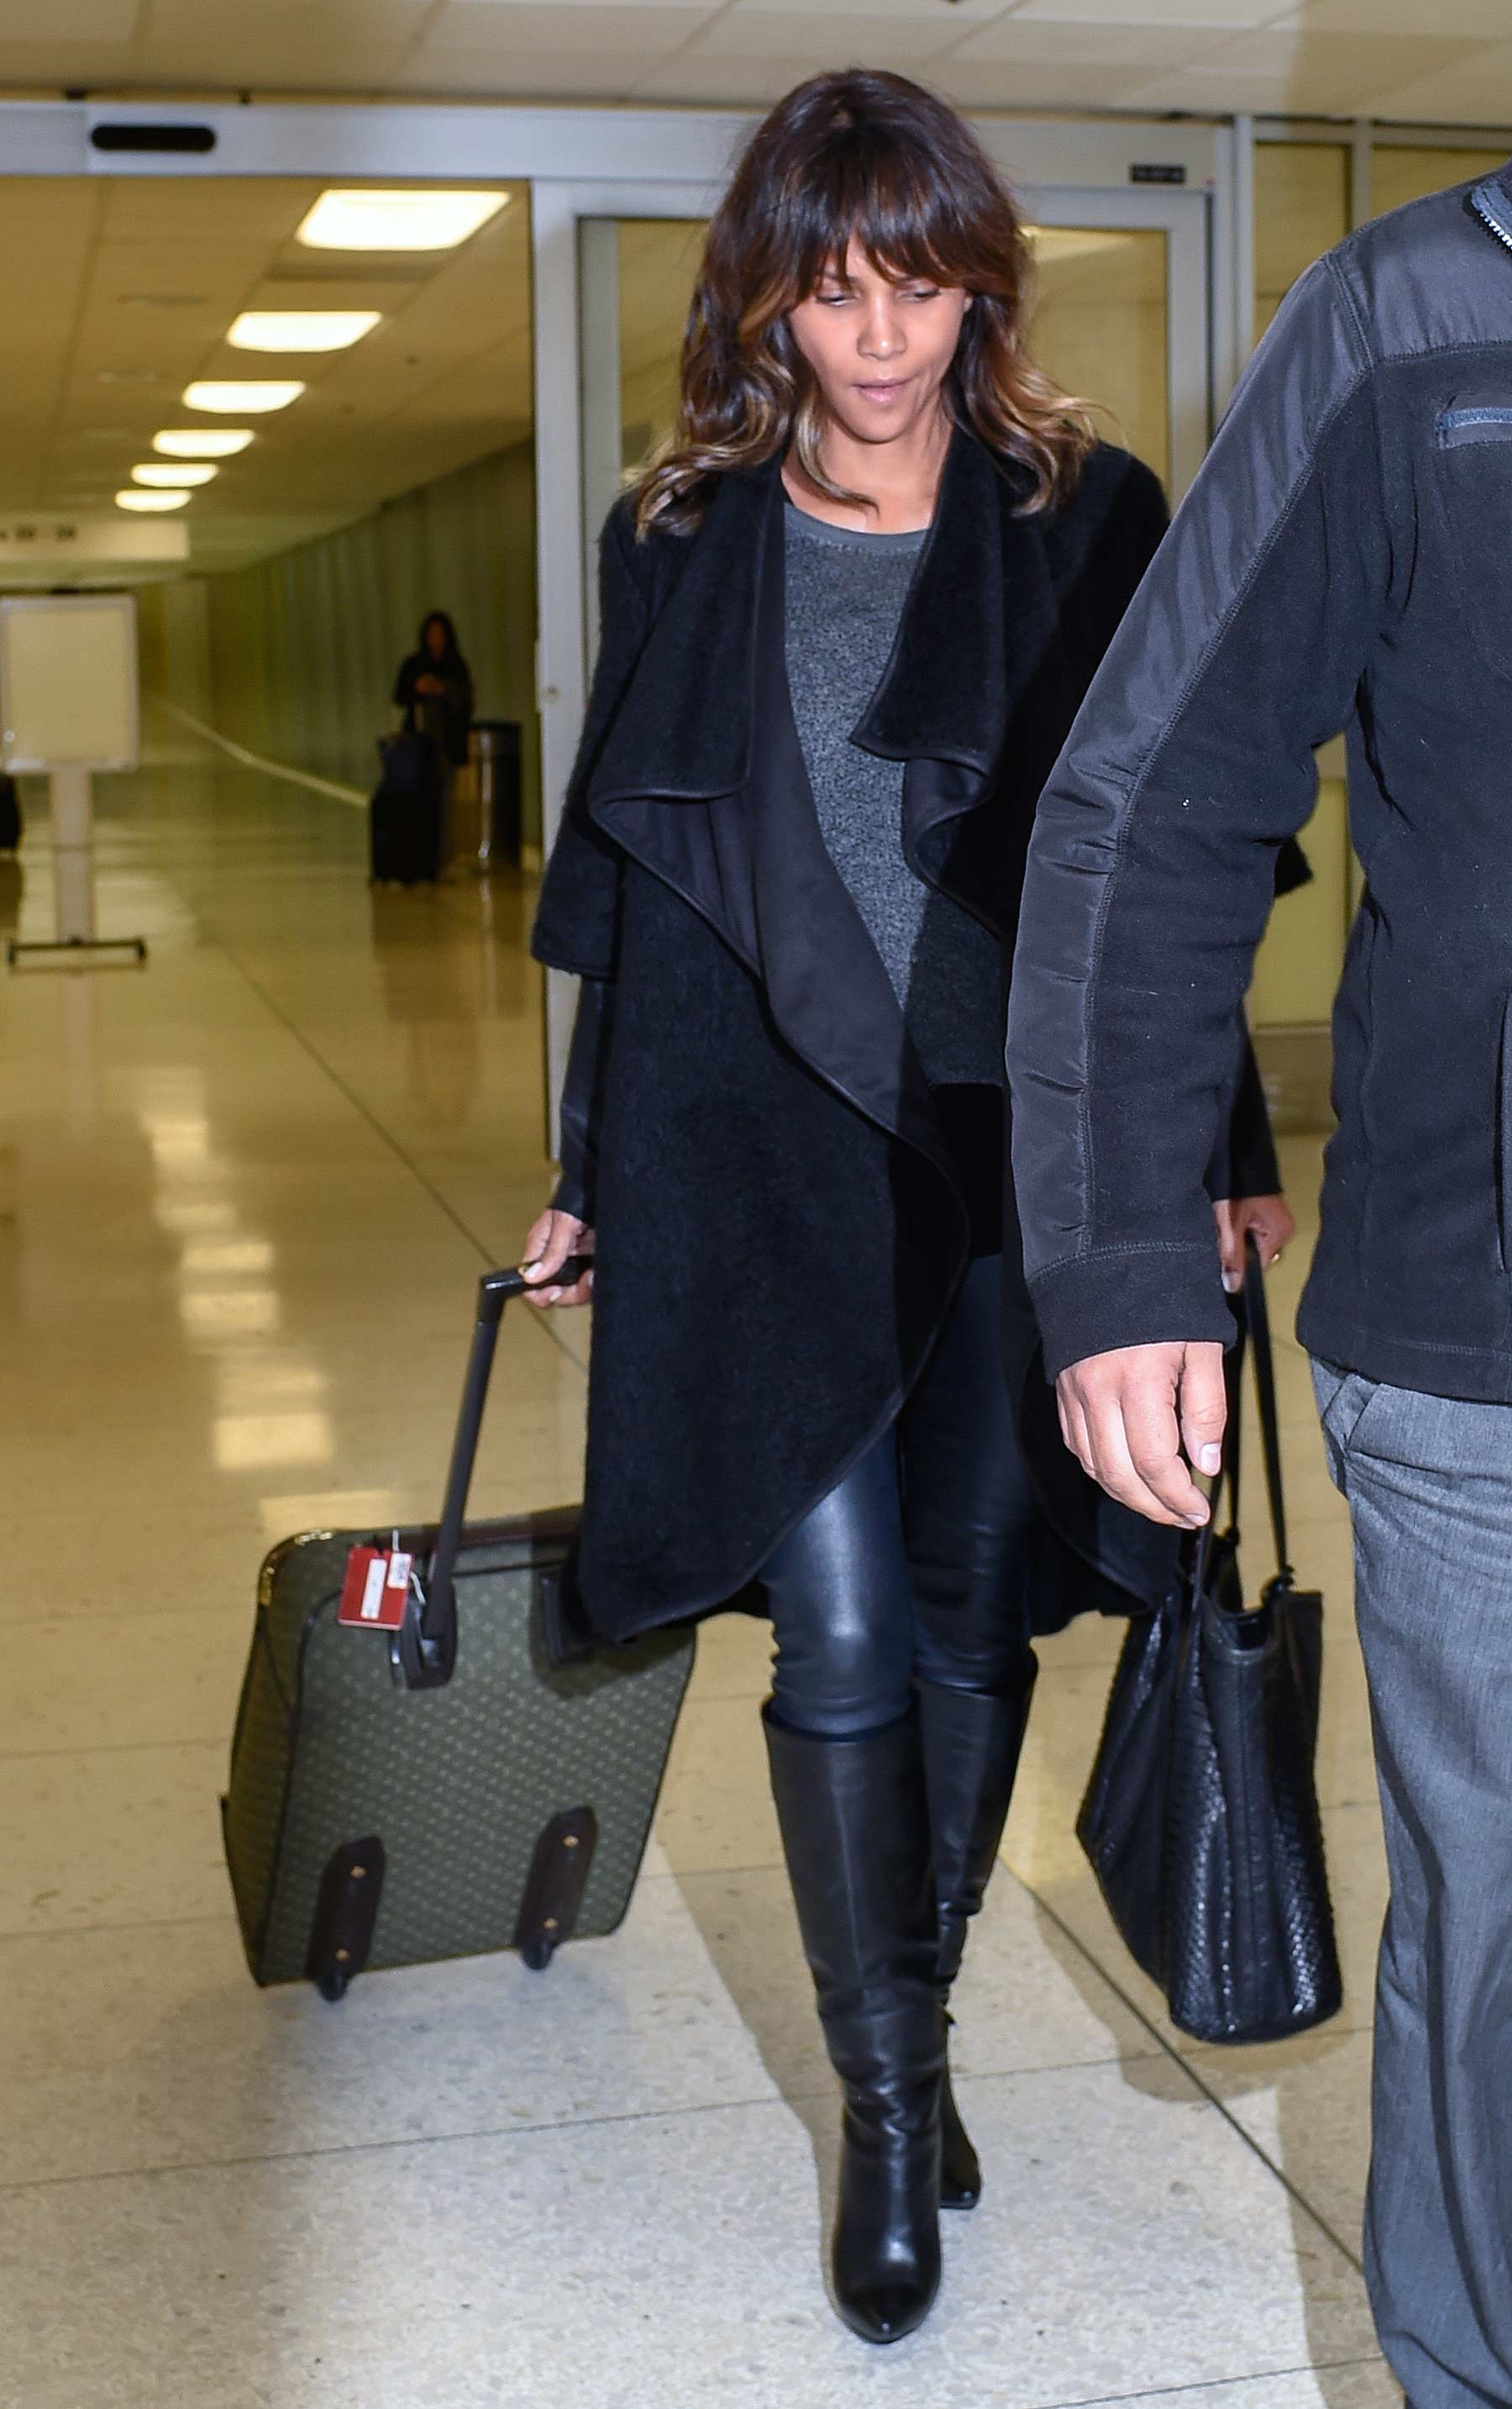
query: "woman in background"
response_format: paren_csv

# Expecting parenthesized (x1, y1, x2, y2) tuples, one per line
(523, 71, 1291, 2347)
(393, 610, 474, 785)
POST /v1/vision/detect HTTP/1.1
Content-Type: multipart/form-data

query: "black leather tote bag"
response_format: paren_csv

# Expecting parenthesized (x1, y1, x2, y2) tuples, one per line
(1076, 1244, 1342, 2044)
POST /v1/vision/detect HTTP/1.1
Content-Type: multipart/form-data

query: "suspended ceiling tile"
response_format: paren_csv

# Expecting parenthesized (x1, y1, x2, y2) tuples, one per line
(931, 54, 1173, 105)
(1010, 0, 1299, 23)
(391, 47, 672, 97)
(0, 41, 143, 82)
(725, 0, 1008, 18)
(1367, 43, 1512, 123)
(102, 182, 315, 239)
(0, 178, 99, 222)
(242, 276, 434, 316)
(1282, 0, 1512, 31)
(134, 34, 423, 83)
(408, 3, 720, 57)
(675, 11, 964, 63)
(142, 0, 432, 36)
(72, 341, 222, 382)
(442, 0, 714, 9)
(630, 49, 822, 101)
(1127, 28, 1490, 115)
(949, 17, 1210, 66)
(1194, 24, 1488, 100)
(0, 0, 142, 34)
(383, 386, 534, 445)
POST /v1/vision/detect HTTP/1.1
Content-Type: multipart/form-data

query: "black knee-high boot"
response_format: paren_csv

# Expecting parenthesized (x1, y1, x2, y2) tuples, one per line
(764, 1704, 944, 2346)
(918, 1662, 1039, 2211)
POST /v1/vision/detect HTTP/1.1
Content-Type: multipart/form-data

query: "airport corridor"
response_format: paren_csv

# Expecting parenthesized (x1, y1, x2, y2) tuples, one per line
(0, 723, 1395, 2409)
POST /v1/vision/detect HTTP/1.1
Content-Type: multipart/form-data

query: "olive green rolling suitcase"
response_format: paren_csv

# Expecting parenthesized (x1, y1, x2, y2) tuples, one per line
(222, 1265, 696, 1999)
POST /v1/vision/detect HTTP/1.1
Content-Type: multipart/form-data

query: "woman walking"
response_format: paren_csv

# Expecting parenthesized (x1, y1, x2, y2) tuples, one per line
(523, 70, 1289, 2346)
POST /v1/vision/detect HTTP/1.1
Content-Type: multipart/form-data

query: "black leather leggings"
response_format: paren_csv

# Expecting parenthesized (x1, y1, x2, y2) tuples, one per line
(761, 1255, 1042, 1737)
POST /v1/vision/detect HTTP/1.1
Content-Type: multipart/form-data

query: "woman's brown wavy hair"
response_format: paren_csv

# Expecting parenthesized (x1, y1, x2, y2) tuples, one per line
(629, 69, 1098, 537)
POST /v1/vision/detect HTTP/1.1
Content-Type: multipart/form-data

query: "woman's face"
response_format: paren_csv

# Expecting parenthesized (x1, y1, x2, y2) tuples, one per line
(787, 239, 970, 450)
(424, 621, 447, 659)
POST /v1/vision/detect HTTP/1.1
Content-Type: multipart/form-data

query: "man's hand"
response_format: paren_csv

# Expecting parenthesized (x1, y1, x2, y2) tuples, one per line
(1055, 1340, 1227, 1528)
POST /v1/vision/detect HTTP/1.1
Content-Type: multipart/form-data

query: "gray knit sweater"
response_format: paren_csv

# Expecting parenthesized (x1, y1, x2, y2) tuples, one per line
(783, 501, 1003, 1086)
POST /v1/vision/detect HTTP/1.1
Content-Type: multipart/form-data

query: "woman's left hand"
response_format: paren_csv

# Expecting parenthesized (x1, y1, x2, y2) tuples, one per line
(1214, 1193, 1297, 1293)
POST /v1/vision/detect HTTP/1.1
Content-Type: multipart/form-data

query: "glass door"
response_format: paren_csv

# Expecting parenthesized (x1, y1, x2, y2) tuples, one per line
(1024, 186, 1208, 497)
(533, 174, 1211, 1111)
(532, 177, 715, 1118)
(577, 213, 710, 660)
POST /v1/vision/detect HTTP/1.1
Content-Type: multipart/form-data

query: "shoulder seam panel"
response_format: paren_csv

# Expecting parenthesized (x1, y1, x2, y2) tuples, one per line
(1078, 293, 1376, 1265)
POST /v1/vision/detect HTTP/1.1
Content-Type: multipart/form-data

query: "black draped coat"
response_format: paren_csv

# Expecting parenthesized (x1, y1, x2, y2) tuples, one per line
(532, 432, 1278, 1644)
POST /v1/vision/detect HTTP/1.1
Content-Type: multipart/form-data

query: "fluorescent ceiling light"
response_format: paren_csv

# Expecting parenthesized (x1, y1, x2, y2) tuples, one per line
(228, 309, 381, 354)
(154, 428, 254, 458)
(116, 488, 192, 513)
(133, 462, 217, 488)
(296, 188, 508, 253)
(184, 381, 304, 413)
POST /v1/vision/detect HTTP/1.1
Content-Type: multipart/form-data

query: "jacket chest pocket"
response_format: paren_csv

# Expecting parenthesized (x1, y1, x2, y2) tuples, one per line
(1432, 394, 1512, 688)
(1438, 403, 1512, 449)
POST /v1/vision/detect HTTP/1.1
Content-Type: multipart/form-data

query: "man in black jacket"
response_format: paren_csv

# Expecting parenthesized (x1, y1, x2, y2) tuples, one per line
(1007, 166, 1512, 2406)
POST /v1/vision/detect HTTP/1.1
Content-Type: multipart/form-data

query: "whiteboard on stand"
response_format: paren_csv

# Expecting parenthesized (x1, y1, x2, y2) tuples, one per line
(0, 593, 139, 773)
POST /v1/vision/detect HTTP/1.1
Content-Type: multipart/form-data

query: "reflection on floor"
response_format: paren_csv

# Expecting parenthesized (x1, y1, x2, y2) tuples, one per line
(0, 719, 1394, 2408)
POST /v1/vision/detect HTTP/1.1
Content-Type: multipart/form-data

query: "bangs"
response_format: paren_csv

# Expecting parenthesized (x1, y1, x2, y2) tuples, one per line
(789, 139, 978, 300)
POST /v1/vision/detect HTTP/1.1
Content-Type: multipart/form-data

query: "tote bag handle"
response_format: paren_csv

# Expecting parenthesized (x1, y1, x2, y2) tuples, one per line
(1195, 1235, 1292, 1591)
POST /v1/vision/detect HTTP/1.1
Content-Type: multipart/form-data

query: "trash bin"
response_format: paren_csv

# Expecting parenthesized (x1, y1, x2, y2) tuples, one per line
(469, 720, 522, 870)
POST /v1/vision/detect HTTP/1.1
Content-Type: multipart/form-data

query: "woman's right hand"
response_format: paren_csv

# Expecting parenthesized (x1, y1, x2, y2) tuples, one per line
(520, 1208, 595, 1307)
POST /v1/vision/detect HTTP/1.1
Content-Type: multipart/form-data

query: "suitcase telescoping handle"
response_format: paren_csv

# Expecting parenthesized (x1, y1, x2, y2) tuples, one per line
(391, 1258, 592, 1691)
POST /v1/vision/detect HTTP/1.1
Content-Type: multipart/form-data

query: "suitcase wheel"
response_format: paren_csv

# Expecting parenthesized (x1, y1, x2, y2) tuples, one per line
(317, 1967, 351, 2003)
(520, 1938, 556, 1974)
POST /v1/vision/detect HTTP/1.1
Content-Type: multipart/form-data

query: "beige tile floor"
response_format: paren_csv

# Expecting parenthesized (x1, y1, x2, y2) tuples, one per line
(0, 718, 1395, 2408)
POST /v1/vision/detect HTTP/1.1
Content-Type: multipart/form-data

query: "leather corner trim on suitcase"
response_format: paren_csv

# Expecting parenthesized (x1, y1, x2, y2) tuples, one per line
(515, 1807, 598, 1967)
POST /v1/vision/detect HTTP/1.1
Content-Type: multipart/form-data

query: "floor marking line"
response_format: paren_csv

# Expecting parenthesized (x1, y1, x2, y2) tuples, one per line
(1051, 2359, 1389, 2409)
(1010, 1865, 1368, 2277)
(150, 698, 368, 809)
(0, 1914, 233, 1949)
(0, 2089, 812, 2198)
(0, 2040, 1331, 2205)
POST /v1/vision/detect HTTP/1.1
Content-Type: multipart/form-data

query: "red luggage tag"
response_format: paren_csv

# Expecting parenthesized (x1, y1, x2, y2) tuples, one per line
(337, 1544, 413, 1631)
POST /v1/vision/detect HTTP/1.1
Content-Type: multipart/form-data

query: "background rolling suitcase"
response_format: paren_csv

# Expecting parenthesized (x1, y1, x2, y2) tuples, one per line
(222, 1262, 696, 1997)
(370, 731, 444, 885)
(0, 771, 21, 853)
